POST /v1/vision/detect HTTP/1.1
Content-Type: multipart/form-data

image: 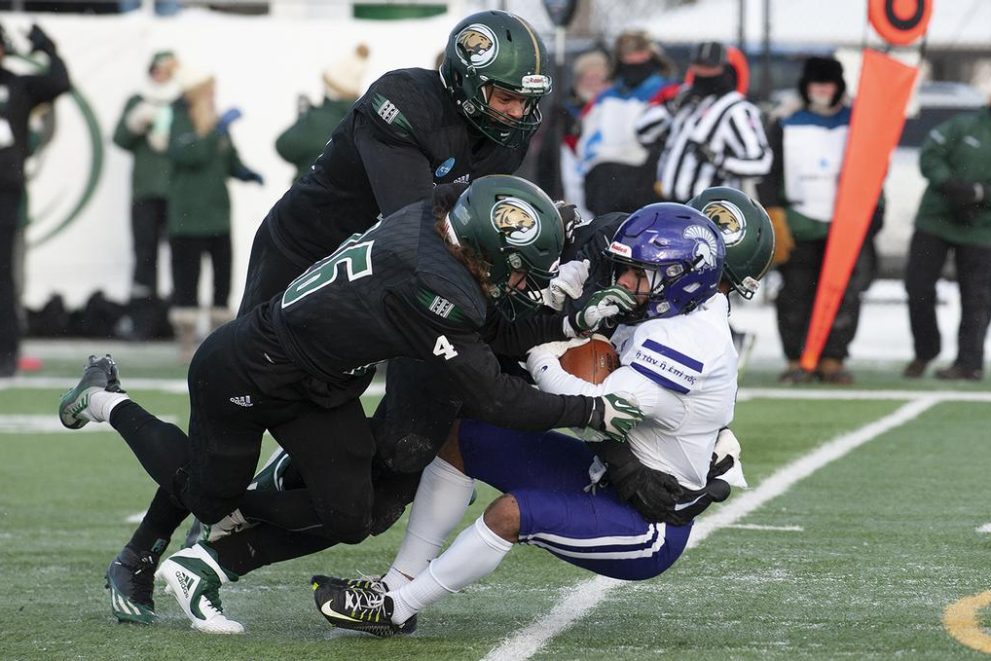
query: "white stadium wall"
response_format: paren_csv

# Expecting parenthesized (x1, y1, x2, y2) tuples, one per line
(5, 9, 458, 309)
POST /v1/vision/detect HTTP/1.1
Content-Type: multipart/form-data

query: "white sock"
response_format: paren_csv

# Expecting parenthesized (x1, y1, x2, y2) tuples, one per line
(388, 457, 474, 580)
(390, 516, 512, 624)
(87, 391, 130, 422)
(382, 566, 411, 592)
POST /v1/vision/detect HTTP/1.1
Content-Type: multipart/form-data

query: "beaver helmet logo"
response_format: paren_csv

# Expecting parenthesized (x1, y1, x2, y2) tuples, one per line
(701, 200, 746, 247)
(456, 23, 499, 69)
(491, 196, 540, 246)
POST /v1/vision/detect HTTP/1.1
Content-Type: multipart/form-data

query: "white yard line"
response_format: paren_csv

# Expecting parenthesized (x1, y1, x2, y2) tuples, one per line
(482, 396, 941, 661)
(0, 376, 388, 397)
(725, 523, 804, 532)
(977, 523, 991, 534)
(0, 414, 177, 434)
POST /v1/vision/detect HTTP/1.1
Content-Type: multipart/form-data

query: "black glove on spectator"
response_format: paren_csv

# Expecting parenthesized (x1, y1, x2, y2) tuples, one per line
(596, 439, 684, 521)
(937, 179, 988, 207)
(27, 24, 56, 54)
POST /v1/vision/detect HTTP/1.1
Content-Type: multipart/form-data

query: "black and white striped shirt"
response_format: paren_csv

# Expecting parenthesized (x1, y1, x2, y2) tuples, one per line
(636, 90, 772, 202)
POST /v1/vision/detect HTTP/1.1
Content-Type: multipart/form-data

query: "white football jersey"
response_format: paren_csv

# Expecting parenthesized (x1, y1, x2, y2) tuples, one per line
(531, 294, 738, 490)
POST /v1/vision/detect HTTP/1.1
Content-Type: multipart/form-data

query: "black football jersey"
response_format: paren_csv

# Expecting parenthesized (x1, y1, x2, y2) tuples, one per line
(242, 200, 592, 431)
(266, 68, 529, 265)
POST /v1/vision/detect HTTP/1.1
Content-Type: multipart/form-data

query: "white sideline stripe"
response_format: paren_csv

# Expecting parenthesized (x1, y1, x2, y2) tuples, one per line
(0, 376, 389, 397)
(126, 511, 148, 524)
(482, 397, 940, 661)
(725, 523, 804, 532)
(0, 414, 177, 434)
(739, 388, 991, 402)
(977, 523, 991, 534)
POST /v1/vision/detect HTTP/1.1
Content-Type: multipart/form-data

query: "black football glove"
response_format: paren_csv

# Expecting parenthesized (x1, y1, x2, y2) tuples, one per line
(661, 449, 737, 525)
(27, 24, 56, 54)
(595, 439, 684, 521)
(555, 201, 582, 245)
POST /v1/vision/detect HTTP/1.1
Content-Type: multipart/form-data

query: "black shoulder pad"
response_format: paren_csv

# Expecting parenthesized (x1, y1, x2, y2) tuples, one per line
(361, 69, 439, 140)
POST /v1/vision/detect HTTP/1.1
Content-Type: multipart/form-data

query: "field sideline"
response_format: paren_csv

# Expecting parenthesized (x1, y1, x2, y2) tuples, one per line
(2, 361, 990, 660)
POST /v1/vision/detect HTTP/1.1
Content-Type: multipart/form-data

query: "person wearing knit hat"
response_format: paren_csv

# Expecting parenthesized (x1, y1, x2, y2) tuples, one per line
(757, 55, 882, 385)
(112, 51, 182, 344)
(276, 44, 370, 182)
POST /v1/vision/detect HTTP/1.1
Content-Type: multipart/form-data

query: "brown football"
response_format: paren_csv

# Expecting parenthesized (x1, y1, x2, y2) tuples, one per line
(559, 335, 620, 384)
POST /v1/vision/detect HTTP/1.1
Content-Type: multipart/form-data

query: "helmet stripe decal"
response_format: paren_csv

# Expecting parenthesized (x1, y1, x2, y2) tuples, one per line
(516, 16, 541, 74)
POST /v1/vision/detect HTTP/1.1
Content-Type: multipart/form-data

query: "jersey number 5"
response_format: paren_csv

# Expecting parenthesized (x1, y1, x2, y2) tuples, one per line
(433, 335, 458, 360)
(281, 240, 374, 308)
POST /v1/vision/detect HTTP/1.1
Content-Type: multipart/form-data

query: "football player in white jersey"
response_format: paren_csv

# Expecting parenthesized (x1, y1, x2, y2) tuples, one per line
(313, 194, 775, 636)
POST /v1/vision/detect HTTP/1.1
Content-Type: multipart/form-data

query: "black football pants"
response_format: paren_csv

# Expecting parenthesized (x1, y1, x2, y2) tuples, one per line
(112, 319, 375, 543)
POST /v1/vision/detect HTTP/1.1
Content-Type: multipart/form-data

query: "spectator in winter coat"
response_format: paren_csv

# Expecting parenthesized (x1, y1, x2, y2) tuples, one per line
(166, 66, 264, 361)
(112, 51, 180, 340)
(276, 44, 370, 183)
(903, 96, 991, 381)
(575, 29, 676, 215)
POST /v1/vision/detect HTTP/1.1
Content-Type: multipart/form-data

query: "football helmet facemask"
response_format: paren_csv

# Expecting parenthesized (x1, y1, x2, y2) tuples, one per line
(605, 203, 725, 321)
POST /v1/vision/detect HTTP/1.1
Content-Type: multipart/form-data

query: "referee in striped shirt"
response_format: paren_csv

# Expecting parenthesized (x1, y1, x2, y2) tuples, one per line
(635, 41, 772, 202)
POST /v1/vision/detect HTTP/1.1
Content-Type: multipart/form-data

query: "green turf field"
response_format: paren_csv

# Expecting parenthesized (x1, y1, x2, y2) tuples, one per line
(2, 354, 990, 660)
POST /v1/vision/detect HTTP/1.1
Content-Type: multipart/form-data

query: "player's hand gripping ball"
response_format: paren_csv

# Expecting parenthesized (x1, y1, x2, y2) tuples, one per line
(558, 334, 619, 385)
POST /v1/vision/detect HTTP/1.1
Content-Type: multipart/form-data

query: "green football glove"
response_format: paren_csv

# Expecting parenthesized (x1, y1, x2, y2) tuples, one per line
(588, 392, 643, 443)
(565, 285, 637, 337)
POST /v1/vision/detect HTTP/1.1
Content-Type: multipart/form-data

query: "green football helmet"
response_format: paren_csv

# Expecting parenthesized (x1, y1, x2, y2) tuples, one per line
(440, 10, 552, 148)
(448, 175, 563, 319)
(687, 186, 775, 299)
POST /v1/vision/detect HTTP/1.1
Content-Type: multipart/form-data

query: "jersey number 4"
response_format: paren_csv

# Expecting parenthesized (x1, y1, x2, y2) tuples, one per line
(281, 240, 374, 308)
(433, 335, 458, 360)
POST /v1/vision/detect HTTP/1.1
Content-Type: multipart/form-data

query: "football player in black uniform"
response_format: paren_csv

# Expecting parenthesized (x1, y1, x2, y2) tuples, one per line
(59, 175, 641, 633)
(239, 9, 552, 314)
(95, 9, 556, 628)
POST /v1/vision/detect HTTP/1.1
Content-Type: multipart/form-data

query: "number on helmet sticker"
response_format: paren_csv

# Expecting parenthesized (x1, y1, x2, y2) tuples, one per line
(433, 335, 458, 360)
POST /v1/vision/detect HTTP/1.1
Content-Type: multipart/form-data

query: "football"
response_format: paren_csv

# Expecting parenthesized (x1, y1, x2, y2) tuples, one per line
(559, 335, 620, 384)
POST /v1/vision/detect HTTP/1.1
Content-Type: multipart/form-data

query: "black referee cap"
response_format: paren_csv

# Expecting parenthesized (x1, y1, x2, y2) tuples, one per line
(691, 41, 727, 67)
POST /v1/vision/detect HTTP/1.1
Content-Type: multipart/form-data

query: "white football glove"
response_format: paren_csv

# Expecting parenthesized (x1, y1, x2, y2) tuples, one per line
(527, 337, 590, 360)
(564, 285, 637, 337)
(543, 259, 590, 311)
(713, 427, 748, 488)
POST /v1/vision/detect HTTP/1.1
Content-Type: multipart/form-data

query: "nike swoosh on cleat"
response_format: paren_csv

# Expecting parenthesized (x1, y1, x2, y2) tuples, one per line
(320, 602, 362, 623)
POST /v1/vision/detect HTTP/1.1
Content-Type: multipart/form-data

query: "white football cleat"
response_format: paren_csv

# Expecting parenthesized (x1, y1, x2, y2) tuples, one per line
(156, 544, 244, 634)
